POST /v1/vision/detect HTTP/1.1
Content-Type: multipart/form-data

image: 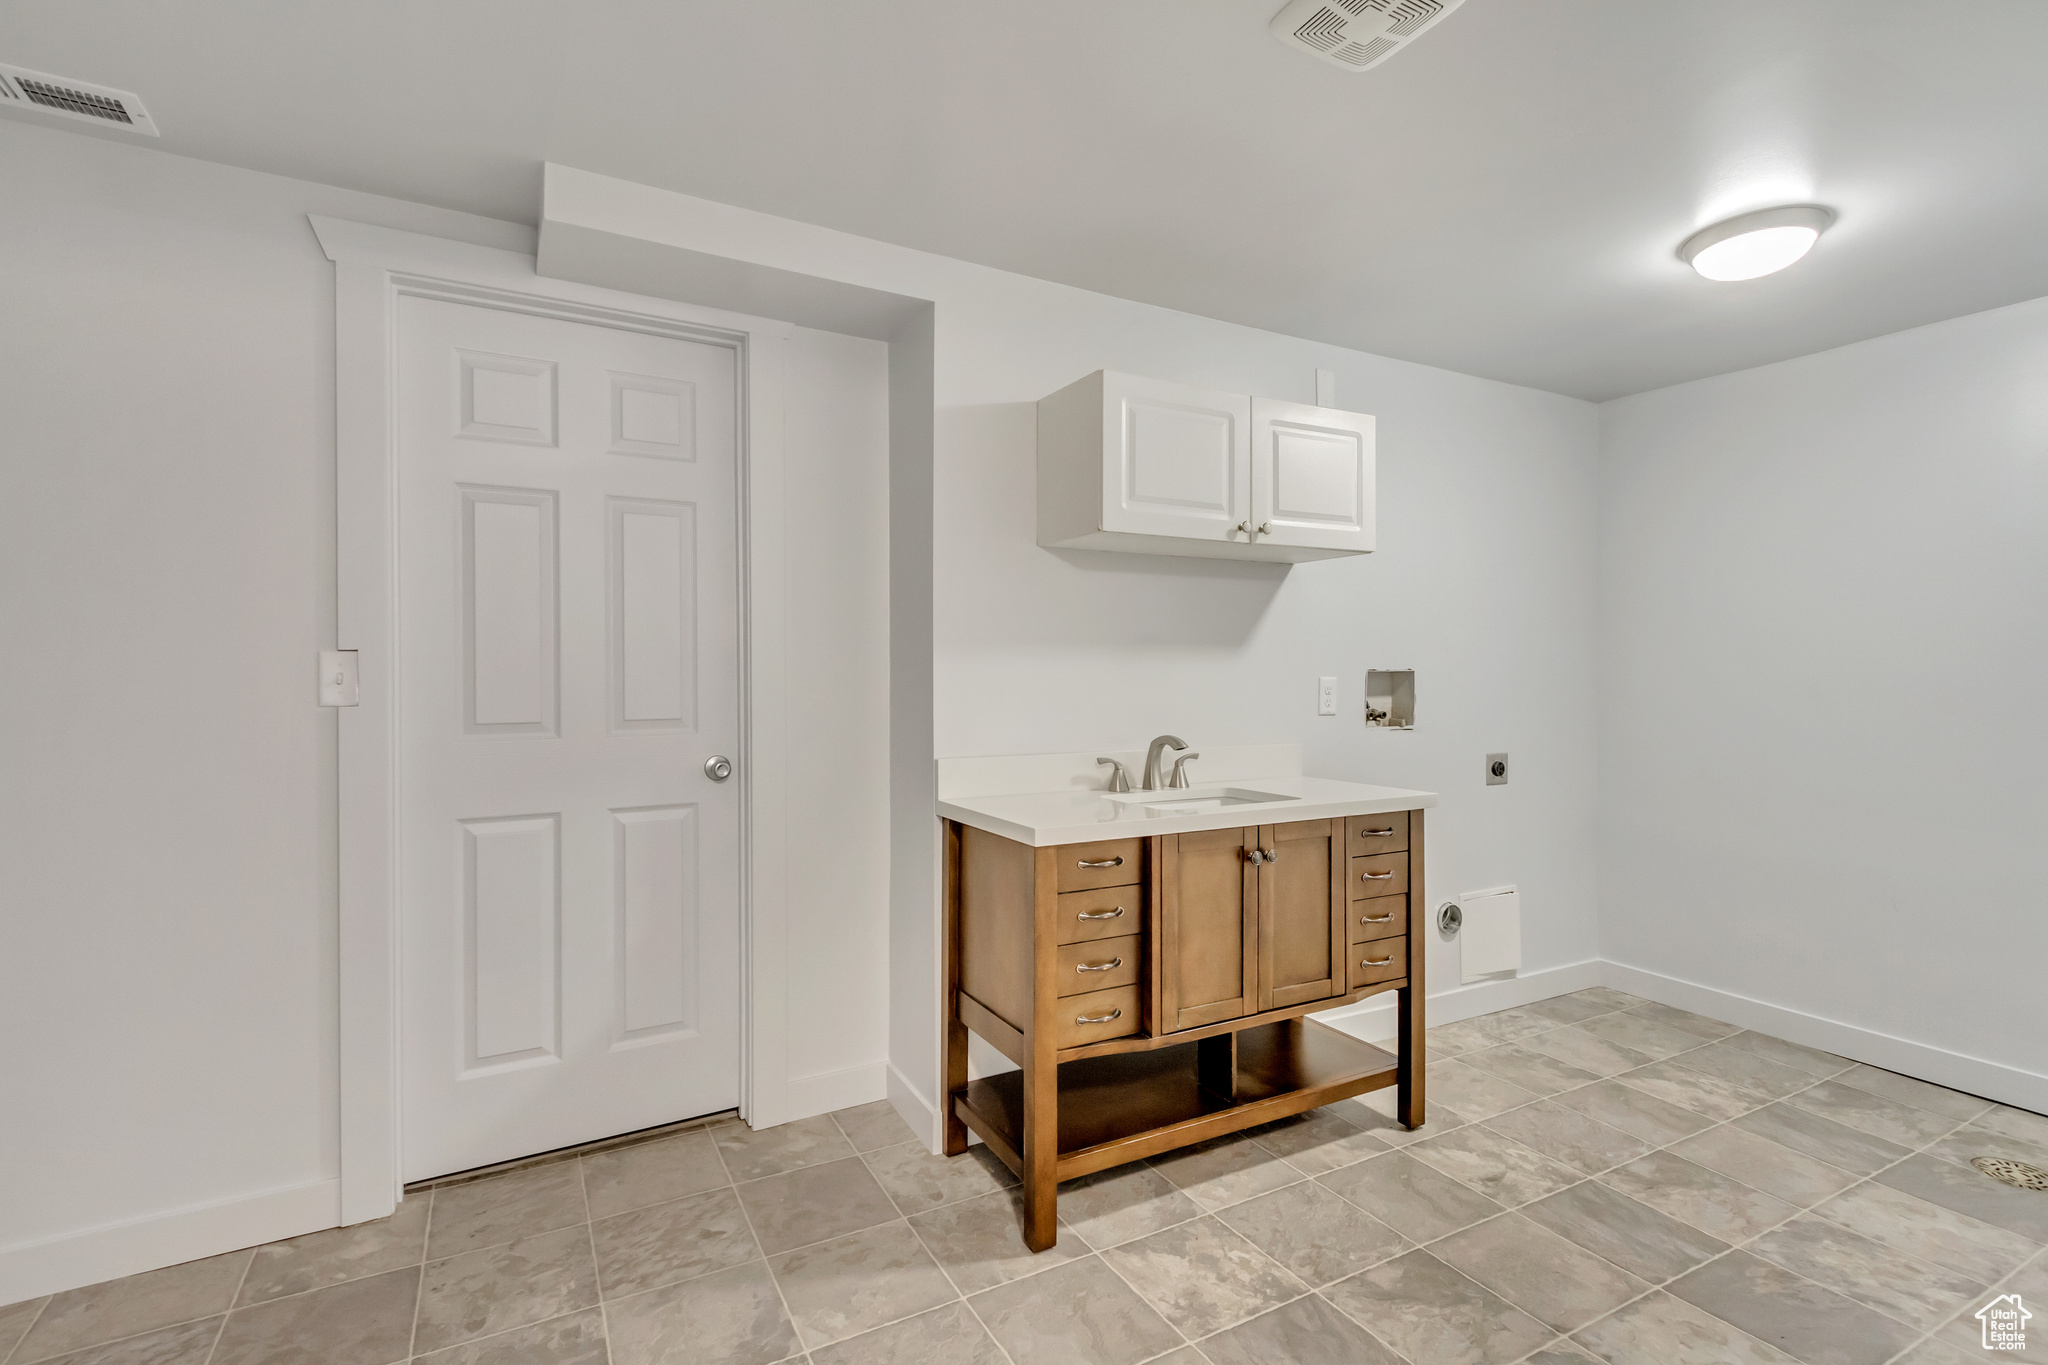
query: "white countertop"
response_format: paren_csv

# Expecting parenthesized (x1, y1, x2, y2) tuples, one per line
(935, 745, 1435, 847)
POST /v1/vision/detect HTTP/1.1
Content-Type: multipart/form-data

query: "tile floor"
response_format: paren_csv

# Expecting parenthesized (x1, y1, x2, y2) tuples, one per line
(4, 988, 2045, 1365)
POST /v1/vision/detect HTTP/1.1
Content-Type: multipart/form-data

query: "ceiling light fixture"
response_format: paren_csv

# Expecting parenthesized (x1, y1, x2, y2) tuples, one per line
(1678, 205, 1834, 282)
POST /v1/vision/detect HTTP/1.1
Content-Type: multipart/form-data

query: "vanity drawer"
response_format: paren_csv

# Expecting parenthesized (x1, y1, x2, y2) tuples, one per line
(1352, 937, 1407, 987)
(1057, 984, 1141, 1048)
(1349, 852, 1409, 901)
(1057, 886, 1140, 944)
(1057, 838, 1144, 892)
(1348, 811, 1409, 854)
(1349, 895, 1407, 944)
(1057, 935, 1141, 996)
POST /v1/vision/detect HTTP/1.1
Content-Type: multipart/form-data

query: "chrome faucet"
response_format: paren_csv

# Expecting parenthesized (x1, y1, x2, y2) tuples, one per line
(1142, 734, 1189, 790)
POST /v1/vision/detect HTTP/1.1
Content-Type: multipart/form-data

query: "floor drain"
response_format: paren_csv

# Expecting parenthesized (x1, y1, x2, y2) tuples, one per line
(1972, 1156, 2048, 1191)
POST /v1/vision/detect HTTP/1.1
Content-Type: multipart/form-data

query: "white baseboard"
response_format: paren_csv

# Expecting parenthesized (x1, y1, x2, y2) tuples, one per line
(1314, 959, 1606, 1043)
(0, 1178, 340, 1307)
(772, 1059, 888, 1127)
(887, 1060, 941, 1153)
(1603, 960, 2048, 1115)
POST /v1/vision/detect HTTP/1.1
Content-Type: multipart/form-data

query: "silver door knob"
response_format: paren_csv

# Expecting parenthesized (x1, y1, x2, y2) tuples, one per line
(704, 755, 734, 782)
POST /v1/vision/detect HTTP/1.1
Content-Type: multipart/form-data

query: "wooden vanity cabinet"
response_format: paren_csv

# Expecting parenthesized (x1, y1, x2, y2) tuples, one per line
(945, 809, 1426, 1252)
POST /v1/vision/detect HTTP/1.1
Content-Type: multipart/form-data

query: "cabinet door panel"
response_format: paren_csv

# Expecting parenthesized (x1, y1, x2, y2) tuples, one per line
(1102, 373, 1251, 543)
(1250, 397, 1374, 554)
(1259, 819, 1347, 1010)
(1158, 826, 1257, 1032)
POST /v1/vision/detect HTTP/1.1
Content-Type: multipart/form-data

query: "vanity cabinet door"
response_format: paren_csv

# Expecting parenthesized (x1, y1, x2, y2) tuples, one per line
(1157, 826, 1259, 1032)
(1258, 819, 1348, 1010)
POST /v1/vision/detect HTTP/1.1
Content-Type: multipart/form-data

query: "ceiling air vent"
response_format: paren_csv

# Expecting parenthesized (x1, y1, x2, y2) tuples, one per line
(1269, 0, 1465, 71)
(0, 63, 159, 135)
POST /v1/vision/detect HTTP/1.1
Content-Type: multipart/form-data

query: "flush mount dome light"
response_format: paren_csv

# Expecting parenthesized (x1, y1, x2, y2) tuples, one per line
(1679, 205, 1835, 281)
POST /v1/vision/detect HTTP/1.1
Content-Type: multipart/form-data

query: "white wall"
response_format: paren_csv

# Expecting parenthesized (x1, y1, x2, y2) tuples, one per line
(773, 327, 894, 1101)
(0, 123, 894, 1299)
(539, 169, 1608, 1138)
(0, 121, 522, 1281)
(1599, 295, 2048, 1103)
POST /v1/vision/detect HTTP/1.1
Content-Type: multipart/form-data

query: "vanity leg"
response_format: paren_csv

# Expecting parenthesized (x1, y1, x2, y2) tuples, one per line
(1021, 1048, 1058, 1251)
(942, 822, 969, 1157)
(1022, 846, 1061, 1252)
(1400, 809, 1425, 1129)
(1397, 982, 1425, 1128)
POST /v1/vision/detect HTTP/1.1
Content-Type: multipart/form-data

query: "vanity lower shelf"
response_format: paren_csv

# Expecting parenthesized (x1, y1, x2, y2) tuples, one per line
(954, 1018, 1398, 1184)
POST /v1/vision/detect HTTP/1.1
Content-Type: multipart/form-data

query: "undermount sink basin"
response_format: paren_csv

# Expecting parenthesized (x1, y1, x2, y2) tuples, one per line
(1104, 786, 1300, 815)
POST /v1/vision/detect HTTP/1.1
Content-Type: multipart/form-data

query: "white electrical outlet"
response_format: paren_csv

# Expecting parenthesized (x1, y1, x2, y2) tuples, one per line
(1318, 676, 1337, 716)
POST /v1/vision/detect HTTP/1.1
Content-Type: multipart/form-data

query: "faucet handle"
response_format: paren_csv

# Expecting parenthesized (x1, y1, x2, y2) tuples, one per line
(1168, 753, 1200, 788)
(1096, 756, 1134, 793)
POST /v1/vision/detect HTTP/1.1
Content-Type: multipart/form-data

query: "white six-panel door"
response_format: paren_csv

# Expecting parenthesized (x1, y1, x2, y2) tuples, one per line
(397, 294, 740, 1181)
(1250, 396, 1376, 554)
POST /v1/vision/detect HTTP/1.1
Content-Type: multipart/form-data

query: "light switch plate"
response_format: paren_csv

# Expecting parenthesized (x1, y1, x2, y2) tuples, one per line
(320, 650, 360, 707)
(1318, 676, 1337, 716)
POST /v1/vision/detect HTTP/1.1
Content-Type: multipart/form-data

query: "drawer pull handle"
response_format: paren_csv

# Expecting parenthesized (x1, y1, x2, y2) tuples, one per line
(1076, 957, 1124, 973)
(1361, 912, 1395, 924)
(1362, 955, 1395, 968)
(1077, 906, 1125, 921)
(1075, 1008, 1123, 1025)
(1361, 827, 1396, 837)
(1361, 870, 1395, 880)
(1077, 856, 1124, 869)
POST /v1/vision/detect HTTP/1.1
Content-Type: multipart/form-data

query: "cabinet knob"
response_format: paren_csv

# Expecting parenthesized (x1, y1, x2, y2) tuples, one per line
(1264, 848, 1279, 863)
(1257, 521, 1273, 536)
(1234, 521, 1251, 537)
(1246, 849, 1266, 865)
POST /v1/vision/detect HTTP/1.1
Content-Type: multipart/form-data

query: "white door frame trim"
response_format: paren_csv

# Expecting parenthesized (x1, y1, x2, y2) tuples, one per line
(313, 216, 790, 1223)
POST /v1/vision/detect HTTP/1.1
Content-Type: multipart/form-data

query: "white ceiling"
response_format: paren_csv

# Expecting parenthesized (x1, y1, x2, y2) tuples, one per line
(8, 0, 2048, 399)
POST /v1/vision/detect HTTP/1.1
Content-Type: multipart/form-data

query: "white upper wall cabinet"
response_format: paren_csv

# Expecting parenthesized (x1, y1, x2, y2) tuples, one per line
(1037, 370, 1374, 562)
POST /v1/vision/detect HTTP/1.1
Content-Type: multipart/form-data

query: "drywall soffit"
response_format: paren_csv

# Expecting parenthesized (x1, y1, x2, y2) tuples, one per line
(537, 166, 929, 342)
